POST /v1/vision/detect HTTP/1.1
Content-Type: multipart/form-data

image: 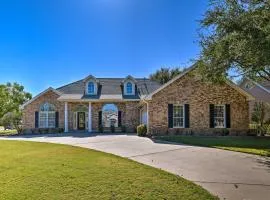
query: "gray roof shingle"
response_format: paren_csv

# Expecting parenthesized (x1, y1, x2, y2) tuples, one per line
(56, 78, 161, 100)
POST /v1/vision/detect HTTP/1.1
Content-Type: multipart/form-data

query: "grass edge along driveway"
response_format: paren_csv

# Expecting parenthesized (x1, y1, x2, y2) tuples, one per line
(155, 136, 270, 156)
(0, 140, 217, 200)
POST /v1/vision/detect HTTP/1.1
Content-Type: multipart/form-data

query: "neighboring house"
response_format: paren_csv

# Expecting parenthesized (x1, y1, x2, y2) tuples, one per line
(22, 66, 254, 135)
(239, 78, 270, 121)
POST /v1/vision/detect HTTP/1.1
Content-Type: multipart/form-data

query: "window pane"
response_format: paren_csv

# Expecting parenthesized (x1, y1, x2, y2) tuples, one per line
(173, 105, 183, 117)
(40, 103, 55, 111)
(214, 105, 225, 128)
(173, 105, 184, 127)
(88, 82, 94, 94)
(48, 112, 55, 128)
(39, 112, 47, 128)
(126, 82, 132, 94)
(173, 118, 183, 127)
(214, 118, 225, 128)
(39, 111, 55, 128)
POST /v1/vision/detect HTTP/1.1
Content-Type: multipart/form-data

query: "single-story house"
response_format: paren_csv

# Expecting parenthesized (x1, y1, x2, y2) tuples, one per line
(239, 78, 270, 121)
(22, 66, 254, 135)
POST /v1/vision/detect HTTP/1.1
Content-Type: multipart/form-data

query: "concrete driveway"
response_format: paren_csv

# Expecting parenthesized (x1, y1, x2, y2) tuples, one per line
(1, 133, 270, 200)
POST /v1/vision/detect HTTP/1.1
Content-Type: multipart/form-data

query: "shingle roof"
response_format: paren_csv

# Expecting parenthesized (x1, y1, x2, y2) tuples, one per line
(56, 78, 161, 100)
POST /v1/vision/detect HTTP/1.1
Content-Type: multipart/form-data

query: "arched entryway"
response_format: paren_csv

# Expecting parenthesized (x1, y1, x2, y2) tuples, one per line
(102, 104, 118, 127)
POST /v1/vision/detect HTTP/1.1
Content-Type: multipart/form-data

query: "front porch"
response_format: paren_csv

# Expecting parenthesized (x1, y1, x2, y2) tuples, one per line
(63, 101, 143, 133)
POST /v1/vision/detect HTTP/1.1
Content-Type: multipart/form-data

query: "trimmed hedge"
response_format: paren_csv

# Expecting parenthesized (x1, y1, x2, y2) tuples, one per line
(23, 128, 64, 135)
(137, 124, 147, 137)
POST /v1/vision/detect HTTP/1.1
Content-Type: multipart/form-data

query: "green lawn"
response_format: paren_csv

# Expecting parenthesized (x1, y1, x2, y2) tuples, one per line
(156, 136, 270, 156)
(0, 140, 217, 200)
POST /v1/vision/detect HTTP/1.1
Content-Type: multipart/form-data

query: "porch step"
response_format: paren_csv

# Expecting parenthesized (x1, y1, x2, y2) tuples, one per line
(103, 127, 122, 133)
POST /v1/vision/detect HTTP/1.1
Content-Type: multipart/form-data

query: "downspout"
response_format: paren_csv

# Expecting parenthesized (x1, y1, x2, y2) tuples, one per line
(142, 99, 150, 135)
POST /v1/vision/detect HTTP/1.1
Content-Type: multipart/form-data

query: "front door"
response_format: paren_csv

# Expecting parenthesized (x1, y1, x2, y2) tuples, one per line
(77, 112, 85, 130)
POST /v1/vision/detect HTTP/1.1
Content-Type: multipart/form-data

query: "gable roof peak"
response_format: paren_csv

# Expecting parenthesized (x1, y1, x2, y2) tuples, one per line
(83, 75, 98, 83)
(122, 75, 137, 83)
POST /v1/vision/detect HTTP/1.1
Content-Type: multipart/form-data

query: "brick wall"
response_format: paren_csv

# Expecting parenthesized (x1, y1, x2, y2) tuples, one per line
(147, 72, 249, 135)
(22, 90, 64, 129)
(23, 93, 140, 132)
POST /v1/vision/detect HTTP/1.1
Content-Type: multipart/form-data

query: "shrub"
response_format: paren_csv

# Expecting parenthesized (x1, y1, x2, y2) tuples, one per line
(58, 128, 64, 133)
(110, 125, 115, 133)
(137, 124, 147, 137)
(222, 128, 230, 136)
(98, 125, 103, 133)
(121, 126, 126, 133)
(27, 128, 63, 135)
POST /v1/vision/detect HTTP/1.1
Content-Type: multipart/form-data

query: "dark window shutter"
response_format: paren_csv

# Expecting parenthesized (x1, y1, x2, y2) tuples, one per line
(35, 111, 39, 128)
(98, 111, 102, 126)
(209, 104, 214, 128)
(135, 85, 137, 95)
(184, 104, 190, 128)
(118, 111, 122, 127)
(225, 104, 231, 128)
(168, 104, 173, 128)
(55, 112, 59, 128)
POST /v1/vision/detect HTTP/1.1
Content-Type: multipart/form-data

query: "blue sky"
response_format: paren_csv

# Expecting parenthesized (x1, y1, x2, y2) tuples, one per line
(0, 0, 207, 95)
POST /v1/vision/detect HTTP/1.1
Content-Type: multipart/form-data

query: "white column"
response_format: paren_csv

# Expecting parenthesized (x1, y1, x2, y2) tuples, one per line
(88, 102, 92, 132)
(146, 102, 149, 134)
(64, 102, 68, 133)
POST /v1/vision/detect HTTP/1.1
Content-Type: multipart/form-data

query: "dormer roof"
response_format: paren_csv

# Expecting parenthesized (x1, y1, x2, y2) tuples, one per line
(83, 75, 99, 83)
(122, 75, 137, 84)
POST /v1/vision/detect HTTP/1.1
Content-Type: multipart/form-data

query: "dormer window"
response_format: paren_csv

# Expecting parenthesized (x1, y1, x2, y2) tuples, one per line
(126, 82, 133, 94)
(83, 75, 98, 95)
(88, 82, 95, 94)
(122, 75, 136, 95)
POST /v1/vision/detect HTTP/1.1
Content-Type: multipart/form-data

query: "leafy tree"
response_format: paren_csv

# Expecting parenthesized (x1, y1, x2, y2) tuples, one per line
(149, 67, 183, 84)
(198, 0, 270, 82)
(0, 82, 32, 119)
(0, 85, 10, 120)
(1, 111, 23, 134)
(252, 102, 270, 135)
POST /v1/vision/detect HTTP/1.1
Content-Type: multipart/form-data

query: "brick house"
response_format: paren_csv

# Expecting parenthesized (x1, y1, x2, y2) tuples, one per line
(239, 78, 270, 121)
(22, 66, 254, 135)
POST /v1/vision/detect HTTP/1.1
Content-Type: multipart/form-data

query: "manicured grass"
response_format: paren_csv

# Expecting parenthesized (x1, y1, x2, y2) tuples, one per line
(156, 136, 270, 156)
(0, 140, 217, 200)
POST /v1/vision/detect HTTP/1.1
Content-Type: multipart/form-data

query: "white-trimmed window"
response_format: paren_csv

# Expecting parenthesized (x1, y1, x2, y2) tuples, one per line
(173, 105, 184, 128)
(126, 82, 133, 94)
(87, 82, 95, 94)
(214, 105, 225, 128)
(39, 103, 56, 128)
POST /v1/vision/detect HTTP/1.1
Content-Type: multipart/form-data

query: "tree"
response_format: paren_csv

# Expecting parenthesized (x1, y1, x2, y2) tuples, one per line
(198, 0, 270, 82)
(1, 111, 23, 134)
(149, 67, 183, 84)
(0, 82, 32, 119)
(251, 102, 270, 135)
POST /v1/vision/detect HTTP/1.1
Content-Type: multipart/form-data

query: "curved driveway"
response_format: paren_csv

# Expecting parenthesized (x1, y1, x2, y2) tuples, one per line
(1, 133, 270, 200)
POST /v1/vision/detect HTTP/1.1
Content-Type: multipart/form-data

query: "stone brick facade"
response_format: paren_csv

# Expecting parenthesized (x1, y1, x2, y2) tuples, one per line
(22, 71, 250, 135)
(147, 72, 249, 135)
(22, 90, 64, 129)
(22, 91, 140, 132)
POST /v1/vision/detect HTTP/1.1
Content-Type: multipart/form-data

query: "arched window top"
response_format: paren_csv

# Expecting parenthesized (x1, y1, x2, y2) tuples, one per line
(40, 103, 55, 112)
(102, 103, 118, 112)
(126, 82, 133, 94)
(87, 81, 95, 94)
